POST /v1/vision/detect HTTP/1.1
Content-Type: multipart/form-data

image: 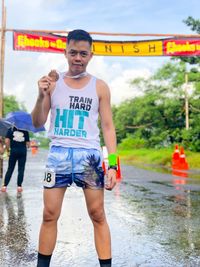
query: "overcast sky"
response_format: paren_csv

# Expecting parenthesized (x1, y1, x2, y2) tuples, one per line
(1, 0, 200, 115)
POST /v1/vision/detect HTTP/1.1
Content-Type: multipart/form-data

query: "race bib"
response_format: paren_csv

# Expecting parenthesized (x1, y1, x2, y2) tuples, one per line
(44, 169, 56, 188)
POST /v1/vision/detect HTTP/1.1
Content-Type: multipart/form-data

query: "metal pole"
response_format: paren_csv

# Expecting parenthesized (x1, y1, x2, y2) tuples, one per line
(0, 0, 6, 117)
(3, 28, 200, 38)
(0, 0, 6, 181)
(0, 0, 4, 117)
(185, 73, 189, 130)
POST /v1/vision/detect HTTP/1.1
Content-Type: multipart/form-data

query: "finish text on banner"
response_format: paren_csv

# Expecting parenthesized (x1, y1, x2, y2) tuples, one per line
(92, 40, 163, 56)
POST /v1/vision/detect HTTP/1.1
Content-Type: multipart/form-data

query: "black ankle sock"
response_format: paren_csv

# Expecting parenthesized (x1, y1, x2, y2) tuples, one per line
(99, 258, 112, 267)
(37, 252, 52, 267)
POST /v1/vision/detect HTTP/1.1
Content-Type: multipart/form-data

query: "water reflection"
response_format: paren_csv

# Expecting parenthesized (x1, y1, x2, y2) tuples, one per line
(171, 168, 191, 218)
(117, 165, 200, 266)
(114, 181, 122, 199)
(136, 162, 200, 179)
(171, 171, 197, 258)
(172, 168, 188, 190)
(0, 193, 33, 266)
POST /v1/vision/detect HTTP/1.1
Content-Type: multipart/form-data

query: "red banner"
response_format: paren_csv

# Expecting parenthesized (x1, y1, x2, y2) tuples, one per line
(13, 31, 200, 57)
(163, 39, 200, 56)
(13, 31, 66, 53)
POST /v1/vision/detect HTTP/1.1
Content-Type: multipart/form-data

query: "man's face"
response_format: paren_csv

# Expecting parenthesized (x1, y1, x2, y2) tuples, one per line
(65, 40, 93, 75)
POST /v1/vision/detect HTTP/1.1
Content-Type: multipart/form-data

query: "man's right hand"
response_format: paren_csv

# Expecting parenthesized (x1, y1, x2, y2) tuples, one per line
(38, 75, 54, 98)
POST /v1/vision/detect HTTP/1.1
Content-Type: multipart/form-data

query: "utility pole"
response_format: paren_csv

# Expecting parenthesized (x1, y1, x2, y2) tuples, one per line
(0, 0, 6, 116)
(184, 72, 189, 130)
(0, 0, 6, 180)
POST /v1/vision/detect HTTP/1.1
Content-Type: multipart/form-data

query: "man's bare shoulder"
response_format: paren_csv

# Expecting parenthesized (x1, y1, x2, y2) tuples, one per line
(96, 78, 110, 96)
(96, 78, 109, 88)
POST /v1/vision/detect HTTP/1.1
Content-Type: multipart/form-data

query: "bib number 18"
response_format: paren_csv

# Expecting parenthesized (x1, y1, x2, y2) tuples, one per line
(44, 169, 56, 188)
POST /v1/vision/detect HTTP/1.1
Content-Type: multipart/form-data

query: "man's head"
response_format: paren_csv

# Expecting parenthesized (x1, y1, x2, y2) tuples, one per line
(67, 29, 92, 46)
(65, 29, 93, 76)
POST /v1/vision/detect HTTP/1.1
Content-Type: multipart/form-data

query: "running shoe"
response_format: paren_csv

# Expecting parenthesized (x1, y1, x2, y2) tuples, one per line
(17, 186, 23, 193)
(1, 186, 7, 192)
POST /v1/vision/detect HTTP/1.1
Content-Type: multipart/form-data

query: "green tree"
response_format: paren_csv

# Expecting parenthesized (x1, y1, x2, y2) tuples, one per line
(3, 95, 27, 116)
(114, 59, 200, 151)
(179, 17, 200, 65)
(114, 17, 200, 151)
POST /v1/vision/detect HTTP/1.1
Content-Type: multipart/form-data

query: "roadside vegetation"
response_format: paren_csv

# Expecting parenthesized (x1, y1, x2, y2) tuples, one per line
(117, 147, 200, 170)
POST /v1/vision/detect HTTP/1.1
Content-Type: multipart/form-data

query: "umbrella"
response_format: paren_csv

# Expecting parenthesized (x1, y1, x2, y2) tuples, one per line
(5, 111, 45, 133)
(0, 118, 13, 136)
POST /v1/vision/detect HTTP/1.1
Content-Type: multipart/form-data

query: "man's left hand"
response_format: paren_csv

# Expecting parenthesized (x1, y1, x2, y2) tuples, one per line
(105, 169, 117, 190)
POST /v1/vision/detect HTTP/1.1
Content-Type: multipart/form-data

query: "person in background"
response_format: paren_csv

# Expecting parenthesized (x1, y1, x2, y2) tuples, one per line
(0, 136, 4, 181)
(0, 136, 4, 155)
(31, 29, 117, 267)
(1, 127, 30, 193)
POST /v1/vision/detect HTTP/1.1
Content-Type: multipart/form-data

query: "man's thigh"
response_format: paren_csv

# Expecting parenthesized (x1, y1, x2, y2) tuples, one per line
(45, 146, 73, 188)
(43, 187, 67, 215)
(83, 188, 104, 212)
(73, 148, 105, 189)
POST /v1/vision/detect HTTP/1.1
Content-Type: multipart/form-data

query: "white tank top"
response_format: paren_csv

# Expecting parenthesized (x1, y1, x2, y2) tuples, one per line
(48, 72, 101, 151)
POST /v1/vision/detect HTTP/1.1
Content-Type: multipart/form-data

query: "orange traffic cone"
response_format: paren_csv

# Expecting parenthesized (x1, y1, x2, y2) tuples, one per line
(172, 169, 188, 178)
(31, 147, 38, 155)
(172, 144, 180, 160)
(102, 161, 106, 175)
(172, 144, 180, 169)
(179, 147, 189, 170)
(116, 156, 122, 180)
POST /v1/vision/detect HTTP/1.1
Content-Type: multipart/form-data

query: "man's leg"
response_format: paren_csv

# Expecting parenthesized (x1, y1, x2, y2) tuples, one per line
(37, 187, 66, 267)
(83, 188, 112, 267)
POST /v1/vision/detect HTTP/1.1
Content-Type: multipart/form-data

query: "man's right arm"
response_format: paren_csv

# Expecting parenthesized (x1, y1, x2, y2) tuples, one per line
(31, 75, 54, 128)
(31, 95, 50, 128)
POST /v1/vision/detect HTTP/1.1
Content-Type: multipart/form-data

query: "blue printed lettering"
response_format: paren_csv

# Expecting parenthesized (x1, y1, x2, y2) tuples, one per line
(67, 110, 74, 128)
(54, 128, 87, 138)
(55, 109, 68, 128)
(75, 110, 89, 129)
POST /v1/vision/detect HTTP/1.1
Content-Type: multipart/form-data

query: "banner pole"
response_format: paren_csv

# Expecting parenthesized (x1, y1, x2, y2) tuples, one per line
(185, 73, 189, 130)
(0, 0, 6, 181)
(4, 28, 200, 38)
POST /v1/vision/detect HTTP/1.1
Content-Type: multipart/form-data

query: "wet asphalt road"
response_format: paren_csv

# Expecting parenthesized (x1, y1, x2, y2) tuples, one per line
(0, 149, 200, 267)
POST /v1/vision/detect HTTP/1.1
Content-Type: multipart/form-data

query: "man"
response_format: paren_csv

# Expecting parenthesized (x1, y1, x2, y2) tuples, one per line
(31, 29, 117, 267)
(1, 127, 30, 193)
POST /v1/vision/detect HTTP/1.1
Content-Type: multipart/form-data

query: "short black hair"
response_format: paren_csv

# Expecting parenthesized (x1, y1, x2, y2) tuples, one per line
(67, 29, 92, 46)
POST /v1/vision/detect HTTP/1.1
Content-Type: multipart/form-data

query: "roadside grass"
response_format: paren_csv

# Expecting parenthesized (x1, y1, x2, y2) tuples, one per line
(117, 148, 200, 170)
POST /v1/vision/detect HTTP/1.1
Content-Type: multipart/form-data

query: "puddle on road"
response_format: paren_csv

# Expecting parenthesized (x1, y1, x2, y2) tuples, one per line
(132, 162, 200, 180)
(0, 154, 200, 267)
(0, 193, 37, 267)
(112, 168, 200, 267)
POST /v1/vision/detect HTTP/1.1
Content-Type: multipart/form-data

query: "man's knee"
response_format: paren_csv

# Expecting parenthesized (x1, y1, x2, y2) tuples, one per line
(43, 208, 60, 223)
(89, 207, 106, 224)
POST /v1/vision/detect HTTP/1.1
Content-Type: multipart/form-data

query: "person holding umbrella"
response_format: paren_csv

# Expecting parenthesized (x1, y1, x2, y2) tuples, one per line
(1, 127, 30, 193)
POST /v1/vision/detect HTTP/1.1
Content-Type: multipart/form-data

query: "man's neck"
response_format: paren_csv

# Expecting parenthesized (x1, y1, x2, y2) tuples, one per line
(64, 71, 88, 79)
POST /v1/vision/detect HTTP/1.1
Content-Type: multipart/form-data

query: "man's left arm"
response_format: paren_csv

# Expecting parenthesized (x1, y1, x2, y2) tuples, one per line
(97, 79, 117, 190)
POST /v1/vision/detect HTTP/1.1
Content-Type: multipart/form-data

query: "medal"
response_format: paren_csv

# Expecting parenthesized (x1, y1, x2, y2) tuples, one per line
(48, 70, 59, 81)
